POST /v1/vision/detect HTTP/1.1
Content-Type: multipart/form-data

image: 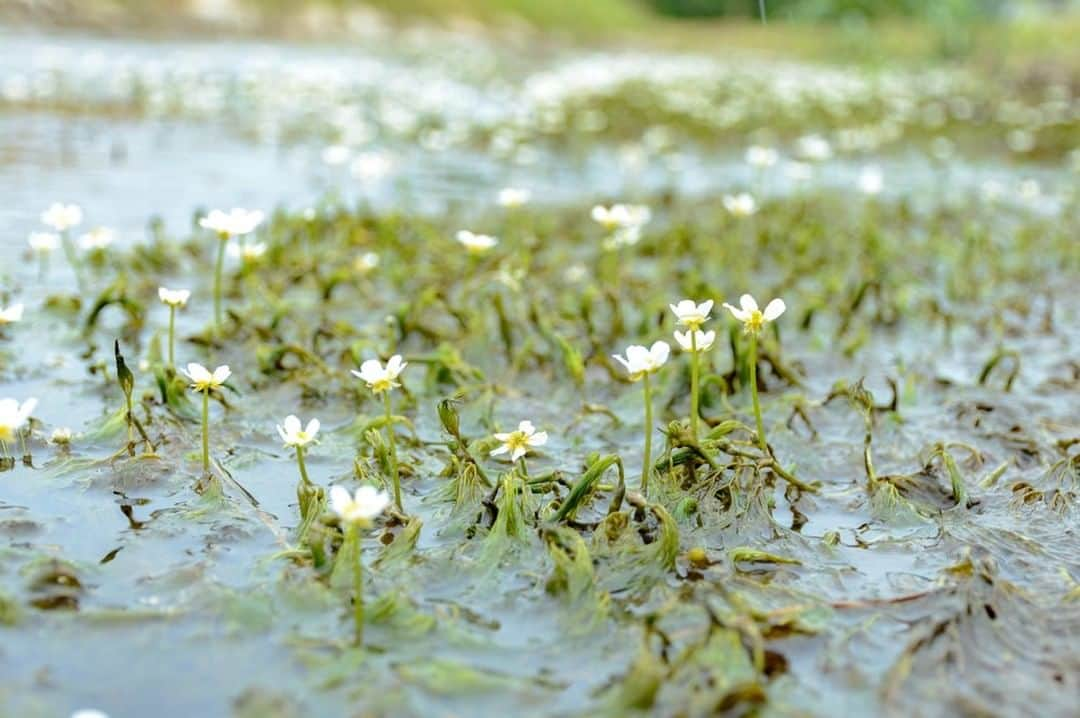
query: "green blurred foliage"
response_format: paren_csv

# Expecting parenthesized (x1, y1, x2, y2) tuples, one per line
(650, 0, 1008, 21)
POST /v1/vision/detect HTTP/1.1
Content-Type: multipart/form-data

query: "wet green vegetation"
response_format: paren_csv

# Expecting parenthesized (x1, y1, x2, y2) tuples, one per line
(1, 8, 1079, 716)
(3, 167, 1078, 714)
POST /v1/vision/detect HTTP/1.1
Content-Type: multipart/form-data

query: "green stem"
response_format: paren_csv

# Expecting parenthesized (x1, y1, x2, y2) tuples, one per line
(59, 230, 85, 291)
(296, 445, 312, 486)
(641, 372, 653, 495)
(348, 523, 364, 646)
(167, 306, 176, 369)
(201, 389, 210, 474)
(0, 438, 8, 459)
(689, 332, 700, 440)
(749, 333, 767, 453)
(383, 392, 401, 511)
(126, 393, 134, 448)
(213, 235, 228, 330)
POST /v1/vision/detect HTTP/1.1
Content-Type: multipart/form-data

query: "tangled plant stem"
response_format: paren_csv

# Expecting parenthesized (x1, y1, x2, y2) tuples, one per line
(641, 372, 654, 495)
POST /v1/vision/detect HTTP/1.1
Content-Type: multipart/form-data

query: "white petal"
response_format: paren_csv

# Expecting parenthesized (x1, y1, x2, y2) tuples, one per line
(185, 363, 211, 382)
(19, 398, 38, 421)
(305, 418, 320, 437)
(699, 299, 714, 316)
(518, 420, 535, 435)
(283, 415, 301, 434)
(739, 294, 758, 313)
(722, 302, 749, 322)
(329, 485, 352, 514)
(763, 298, 786, 321)
(212, 366, 231, 384)
(650, 341, 670, 365)
(490, 444, 510, 456)
(528, 431, 548, 447)
(510, 446, 527, 462)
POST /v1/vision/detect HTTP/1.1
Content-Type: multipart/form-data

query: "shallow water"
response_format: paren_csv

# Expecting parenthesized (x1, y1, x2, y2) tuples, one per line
(1, 26, 1079, 718)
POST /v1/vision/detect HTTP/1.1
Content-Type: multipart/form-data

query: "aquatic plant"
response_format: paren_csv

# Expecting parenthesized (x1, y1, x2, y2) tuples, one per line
(490, 420, 548, 476)
(613, 341, 670, 494)
(722, 294, 786, 453)
(352, 355, 408, 511)
(0, 397, 36, 463)
(670, 299, 714, 441)
(199, 208, 264, 330)
(181, 362, 231, 476)
(157, 287, 190, 370)
(329, 484, 390, 646)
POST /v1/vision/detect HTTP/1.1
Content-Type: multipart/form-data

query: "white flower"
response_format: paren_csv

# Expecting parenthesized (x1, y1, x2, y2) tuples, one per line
(674, 329, 716, 353)
(669, 299, 713, 330)
(723, 193, 758, 217)
(613, 341, 670, 381)
(49, 427, 73, 445)
(0, 303, 24, 325)
(182, 363, 231, 392)
(591, 203, 651, 231)
(276, 415, 320, 448)
(858, 166, 884, 196)
(350, 152, 393, 182)
(354, 252, 379, 273)
(745, 145, 778, 169)
(797, 134, 833, 162)
(78, 227, 115, 251)
(41, 203, 83, 231)
(722, 294, 785, 335)
(227, 241, 268, 262)
(0, 397, 37, 441)
(490, 420, 548, 462)
(351, 354, 407, 394)
(71, 709, 109, 718)
(199, 208, 264, 237)
(330, 484, 390, 526)
(28, 232, 60, 253)
(497, 187, 531, 208)
(456, 230, 498, 253)
(158, 287, 190, 307)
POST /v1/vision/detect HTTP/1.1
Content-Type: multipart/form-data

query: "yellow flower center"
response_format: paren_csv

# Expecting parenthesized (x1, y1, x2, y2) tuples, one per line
(0, 425, 13, 442)
(371, 378, 393, 393)
(504, 431, 530, 453)
(745, 310, 764, 334)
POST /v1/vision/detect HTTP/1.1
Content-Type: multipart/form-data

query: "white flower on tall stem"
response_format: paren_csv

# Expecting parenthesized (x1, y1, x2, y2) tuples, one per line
(158, 288, 189, 370)
(41, 203, 83, 231)
(199, 209, 264, 238)
(491, 420, 548, 463)
(669, 299, 713, 331)
(723, 193, 758, 217)
(351, 355, 407, 394)
(0, 304, 24, 325)
(456, 230, 498, 254)
(722, 294, 785, 335)
(78, 227, 115, 251)
(329, 483, 390, 646)
(277, 415, 320, 449)
(201, 209, 264, 330)
(613, 341, 669, 495)
(497, 187, 531, 208)
(612, 341, 670, 382)
(182, 363, 230, 475)
(158, 288, 190, 308)
(182, 363, 231, 392)
(722, 294, 786, 454)
(352, 355, 407, 511)
(674, 329, 716, 352)
(49, 427, 73, 446)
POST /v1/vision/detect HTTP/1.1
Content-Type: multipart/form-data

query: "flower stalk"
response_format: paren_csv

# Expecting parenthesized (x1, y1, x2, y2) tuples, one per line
(383, 391, 401, 512)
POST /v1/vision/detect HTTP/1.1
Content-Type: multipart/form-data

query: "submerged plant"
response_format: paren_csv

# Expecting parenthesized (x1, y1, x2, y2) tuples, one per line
(722, 294, 785, 453)
(670, 299, 713, 441)
(330, 484, 390, 646)
(352, 354, 408, 512)
(613, 341, 670, 494)
(199, 208, 264, 330)
(181, 362, 231, 476)
(490, 419, 548, 476)
(157, 287, 190, 370)
(0, 397, 36, 462)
